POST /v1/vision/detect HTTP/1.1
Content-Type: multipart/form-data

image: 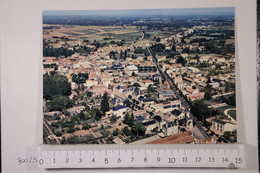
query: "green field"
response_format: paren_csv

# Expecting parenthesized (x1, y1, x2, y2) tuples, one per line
(61, 32, 82, 36)
(227, 109, 236, 120)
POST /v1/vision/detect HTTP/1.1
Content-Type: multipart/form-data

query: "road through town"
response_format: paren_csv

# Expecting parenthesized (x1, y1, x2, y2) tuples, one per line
(147, 47, 209, 139)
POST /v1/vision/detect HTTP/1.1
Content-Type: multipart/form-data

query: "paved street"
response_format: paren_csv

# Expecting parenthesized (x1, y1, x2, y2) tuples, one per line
(147, 47, 209, 139)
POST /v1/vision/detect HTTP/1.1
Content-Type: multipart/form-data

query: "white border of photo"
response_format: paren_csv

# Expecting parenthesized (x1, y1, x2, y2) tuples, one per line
(1, 0, 258, 172)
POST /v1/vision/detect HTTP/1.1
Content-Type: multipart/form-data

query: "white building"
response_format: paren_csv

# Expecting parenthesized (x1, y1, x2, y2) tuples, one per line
(125, 65, 138, 76)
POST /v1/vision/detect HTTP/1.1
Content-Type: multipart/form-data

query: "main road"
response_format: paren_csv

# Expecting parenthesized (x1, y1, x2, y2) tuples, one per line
(146, 47, 209, 139)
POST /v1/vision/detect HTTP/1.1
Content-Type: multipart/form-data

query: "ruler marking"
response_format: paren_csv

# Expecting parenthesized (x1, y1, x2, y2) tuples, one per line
(38, 145, 244, 168)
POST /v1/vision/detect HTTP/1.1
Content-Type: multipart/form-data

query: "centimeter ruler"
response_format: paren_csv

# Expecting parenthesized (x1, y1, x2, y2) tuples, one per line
(38, 144, 245, 169)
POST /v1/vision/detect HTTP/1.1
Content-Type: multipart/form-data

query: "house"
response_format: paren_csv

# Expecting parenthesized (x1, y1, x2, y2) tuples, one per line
(187, 92, 205, 101)
(113, 138, 125, 144)
(211, 119, 237, 135)
(199, 55, 211, 63)
(84, 79, 98, 88)
(143, 79, 153, 87)
(173, 76, 183, 84)
(158, 89, 175, 99)
(125, 65, 138, 76)
(153, 115, 166, 130)
(66, 106, 85, 115)
(171, 109, 185, 120)
(162, 121, 179, 136)
(187, 67, 200, 73)
(209, 82, 220, 88)
(112, 105, 128, 118)
(187, 58, 198, 64)
(142, 98, 154, 106)
(143, 120, 157, 134)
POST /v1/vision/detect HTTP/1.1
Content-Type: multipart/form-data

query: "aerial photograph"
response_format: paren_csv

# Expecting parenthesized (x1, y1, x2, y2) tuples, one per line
(42, 7, 237, 145)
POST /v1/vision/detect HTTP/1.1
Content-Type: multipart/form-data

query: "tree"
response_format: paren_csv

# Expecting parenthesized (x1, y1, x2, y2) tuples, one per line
(67, 128, 75, 133)
(123, 126, 131, 136)
(191, 100, 211, 122)
(113, 128, 119, 136)
(43, 73, 71, 100)
(86, 91, 93, 97)
(227, 93, 236, 106)
(133, 82, 141, 87)
(176, 56, 186, 66)
(48, 96, 74, 111)
(129, 114, 135, 127)
(54, 131, 62, 137)
(82, 123, 90, 130)
(131, 123, 146, 136)
(101, 92, 110, 114)
(123, 113, 130, 125)
(110, 114, 118, 123)
(78, 111, 85, 120)
(123, 99, 131, 107)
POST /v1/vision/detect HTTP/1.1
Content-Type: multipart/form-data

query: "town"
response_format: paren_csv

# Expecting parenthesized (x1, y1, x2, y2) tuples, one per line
(43, 11, 236, 145)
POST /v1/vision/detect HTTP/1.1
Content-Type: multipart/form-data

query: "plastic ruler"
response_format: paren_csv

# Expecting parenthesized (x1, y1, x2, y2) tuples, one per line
(38, 144, 245, 169)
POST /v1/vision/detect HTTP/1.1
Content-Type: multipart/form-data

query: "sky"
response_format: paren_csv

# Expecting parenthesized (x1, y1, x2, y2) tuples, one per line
(43, 7, 234, 16)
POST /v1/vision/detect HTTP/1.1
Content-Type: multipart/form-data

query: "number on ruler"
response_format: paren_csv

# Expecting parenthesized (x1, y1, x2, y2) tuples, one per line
(92, 158, 95, 163)
(157, 157, 160, 162)
(222, 157, 228, 162)
(209, 157, 215, 162)
(104, 158, 109, 164)
(79, 158, 82, 163)
(131, 157, 134, 163)
(195, 157, 201, 162)
(144, 157, 147, 163)
(183, 157, 188, 162)
(168, 157, 176, 163)
(66, 158, 69, 163)
(235, 158, 242, 164)
(118, 158, 121, 163)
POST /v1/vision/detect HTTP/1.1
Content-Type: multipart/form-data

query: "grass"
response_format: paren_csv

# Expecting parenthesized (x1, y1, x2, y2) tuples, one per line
(61, 32, 82, 36)
(227, 109, 236, 120)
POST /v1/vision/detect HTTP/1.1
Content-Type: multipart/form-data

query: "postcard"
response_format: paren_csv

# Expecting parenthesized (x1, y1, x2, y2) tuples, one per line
(42, 7, 237, 144)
